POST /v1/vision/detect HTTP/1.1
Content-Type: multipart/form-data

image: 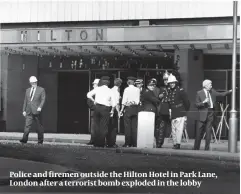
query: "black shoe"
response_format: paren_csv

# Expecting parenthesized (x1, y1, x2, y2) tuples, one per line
(172, 144, 180, 149)
(20, 139, 27, 144)
(107, 144, 118, 148)
(87, 141, 94, 145)
(122, 144, 130, 148)
(38, 142, 43, 145)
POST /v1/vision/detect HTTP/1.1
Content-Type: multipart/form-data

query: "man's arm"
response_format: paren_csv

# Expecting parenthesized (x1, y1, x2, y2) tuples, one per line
(195, 92, 205, 108)
(212, 89, 232, 97)
(120, 89, 127, 114)
(39, 88, 46, 109)
(23, 90, 27, 112)
(87, 88, 97, 103)
(142, 91, 160, 104)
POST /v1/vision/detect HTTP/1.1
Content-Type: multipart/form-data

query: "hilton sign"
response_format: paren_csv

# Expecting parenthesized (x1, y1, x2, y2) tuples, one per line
(18, 28, 107, 43)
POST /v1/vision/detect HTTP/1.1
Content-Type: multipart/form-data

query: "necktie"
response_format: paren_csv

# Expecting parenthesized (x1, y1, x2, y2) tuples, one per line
(207, 91, 211, 108)
(30, 87, 34, 99)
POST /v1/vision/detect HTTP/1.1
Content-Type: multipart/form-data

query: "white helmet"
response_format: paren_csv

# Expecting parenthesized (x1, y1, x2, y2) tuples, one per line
(29, 76, 38, 83)
(92, 79, 100, 84)
(163, 70, 170, 79)
(167, 74, 178, 83)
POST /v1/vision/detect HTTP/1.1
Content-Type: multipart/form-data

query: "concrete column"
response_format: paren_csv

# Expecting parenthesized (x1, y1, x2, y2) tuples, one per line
(174, 49, 204, 138)
(0, 54, 8, 124)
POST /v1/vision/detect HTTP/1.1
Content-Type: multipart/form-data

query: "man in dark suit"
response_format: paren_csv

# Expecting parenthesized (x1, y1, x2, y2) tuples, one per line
(194, 79, 232, 150)
(20, 76, 46, 144)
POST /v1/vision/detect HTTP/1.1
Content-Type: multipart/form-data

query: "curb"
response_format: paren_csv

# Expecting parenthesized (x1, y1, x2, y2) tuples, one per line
(0, 136, 87, 144)
(116, 148, 240, 163)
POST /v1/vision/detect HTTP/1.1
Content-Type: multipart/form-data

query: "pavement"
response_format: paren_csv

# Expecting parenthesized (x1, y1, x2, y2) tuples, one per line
(0, 132, 240, 163)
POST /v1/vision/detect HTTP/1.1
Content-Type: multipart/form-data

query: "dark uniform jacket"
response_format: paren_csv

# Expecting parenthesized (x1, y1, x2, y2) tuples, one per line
(140, 88, 160, 114)
(168, 86, 190, 119)
(159, 86, 171, 116)
(195, 89, 231, 122)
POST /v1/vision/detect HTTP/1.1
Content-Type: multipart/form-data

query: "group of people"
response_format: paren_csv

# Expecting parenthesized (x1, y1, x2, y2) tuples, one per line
(19, 73, 232, 151)
(86, 71, 232, 150)
(86, 71, 190, 149)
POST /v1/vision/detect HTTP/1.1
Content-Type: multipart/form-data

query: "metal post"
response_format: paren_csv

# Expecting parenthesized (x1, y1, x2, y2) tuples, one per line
(88, 70, 91, 133)
(228, 1, 238, 153)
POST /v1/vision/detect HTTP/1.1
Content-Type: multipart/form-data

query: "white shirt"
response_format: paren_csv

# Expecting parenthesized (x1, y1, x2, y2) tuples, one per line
(122, 85, 140, 106)
(87, 85, 115, 107)
(204, 89, 213, 108)
(111, 86, 120, 106)
(30, 86, 36, 101)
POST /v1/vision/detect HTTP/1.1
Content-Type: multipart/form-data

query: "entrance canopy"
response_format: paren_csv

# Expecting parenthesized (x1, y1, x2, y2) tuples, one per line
(0, 23, 240, 57)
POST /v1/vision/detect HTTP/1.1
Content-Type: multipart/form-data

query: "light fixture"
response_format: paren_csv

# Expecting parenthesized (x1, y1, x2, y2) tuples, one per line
(190, 44, 195, 50)
(224, 44, 229, 49)
(49, 61, 52, 68)
(173, 45, 179, 50)
(207, 44, 212, 50)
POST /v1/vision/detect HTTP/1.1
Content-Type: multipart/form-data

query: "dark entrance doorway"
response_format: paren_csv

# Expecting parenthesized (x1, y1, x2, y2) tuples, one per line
(58, 72, 89, 134)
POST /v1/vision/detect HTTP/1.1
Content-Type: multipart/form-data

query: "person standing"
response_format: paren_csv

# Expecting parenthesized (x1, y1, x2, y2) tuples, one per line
(135, 78, 144, 112)
(119, 77, 140, 147)
(140, 79, 160, 113)
(194, 79, 232, 150)
(135, 78, 144, 92)
(155, 71, 171, 148)
(87, 76, 116, 147)
(20, 76, 46, 144)
(106, 78, 122, 148)
(86, 79, 100, 145)
(167, 74, 190, 149)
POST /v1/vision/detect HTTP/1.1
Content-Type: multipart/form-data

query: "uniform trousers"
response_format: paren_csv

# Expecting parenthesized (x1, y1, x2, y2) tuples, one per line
(89, 111, 95, 143)
(93, 104, 111, 147)
(171, 116, 186, 145)
(106, 110, 118, 146)
(124, 105, 138, 147)
(22, 113, 44, 143)
(155, 115, 170, 148)
(194, 109, 214, 150)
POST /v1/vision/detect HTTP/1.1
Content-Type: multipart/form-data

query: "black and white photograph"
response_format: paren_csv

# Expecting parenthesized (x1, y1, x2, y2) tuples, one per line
(0, 0, 240, 193)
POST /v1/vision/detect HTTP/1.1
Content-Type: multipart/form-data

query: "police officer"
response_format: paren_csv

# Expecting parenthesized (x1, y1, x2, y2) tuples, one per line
(87, 76, 116, 147)
(140, 79, 160, 113)
(156, 71, 171, 148)
(167, 74, 190, 149)
(120, 77, 140, 147)
(106, 78, 122, 148)
(135, 78, 144, 92)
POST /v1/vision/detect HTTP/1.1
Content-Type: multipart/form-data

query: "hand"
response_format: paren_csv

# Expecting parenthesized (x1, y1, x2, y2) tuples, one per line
(203, 98, 209, 103)
(37, 107, 41, 112)
(119, 111, 123, 118)
(159, 94, 164, 99)
(22, 111, 26, 117)
(229, 89, 232, 92)
(94, 101, 97, 105)
(110, 111, 114, 117)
